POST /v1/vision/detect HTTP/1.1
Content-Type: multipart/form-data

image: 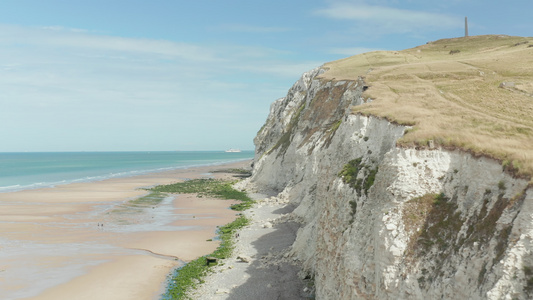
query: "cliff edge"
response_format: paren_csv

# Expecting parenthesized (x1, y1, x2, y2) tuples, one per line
(249, 35, 533, 299)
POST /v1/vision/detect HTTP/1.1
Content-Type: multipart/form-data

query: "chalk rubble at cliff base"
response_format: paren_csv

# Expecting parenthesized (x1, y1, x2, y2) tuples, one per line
(186, 179, 312, 299)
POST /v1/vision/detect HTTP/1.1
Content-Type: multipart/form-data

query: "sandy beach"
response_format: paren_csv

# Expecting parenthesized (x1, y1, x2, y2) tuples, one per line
(0, 160, 251, 300)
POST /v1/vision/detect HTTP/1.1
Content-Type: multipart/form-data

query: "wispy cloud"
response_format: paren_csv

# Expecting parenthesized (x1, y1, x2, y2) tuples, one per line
(0, 25, 218, 62)
(41, 26, 90, 33)
(315, 1, 462, 34)
(232, 61, 324, 78)
(214, 24, 293, 33)
(328, 46, 383, 56)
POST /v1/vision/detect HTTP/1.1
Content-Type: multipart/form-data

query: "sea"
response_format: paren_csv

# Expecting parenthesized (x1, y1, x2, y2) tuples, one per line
(0, 151, 254, 193)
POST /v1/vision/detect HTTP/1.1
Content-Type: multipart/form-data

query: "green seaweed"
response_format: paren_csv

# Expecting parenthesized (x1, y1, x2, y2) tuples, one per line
(162, 215, 250, 299)
(157, 178, 253, 299)
(150, 178, 254, 211)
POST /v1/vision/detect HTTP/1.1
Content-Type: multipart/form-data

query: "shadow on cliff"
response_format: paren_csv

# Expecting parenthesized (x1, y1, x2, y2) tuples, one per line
(226, 204, 312, 300)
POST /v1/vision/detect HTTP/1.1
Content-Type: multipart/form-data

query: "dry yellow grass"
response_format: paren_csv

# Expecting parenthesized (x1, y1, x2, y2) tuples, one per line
(320, 35, 533, 181)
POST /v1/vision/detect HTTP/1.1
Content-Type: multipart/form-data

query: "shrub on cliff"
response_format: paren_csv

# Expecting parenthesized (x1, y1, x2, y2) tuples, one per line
(339, 157, 378, 196)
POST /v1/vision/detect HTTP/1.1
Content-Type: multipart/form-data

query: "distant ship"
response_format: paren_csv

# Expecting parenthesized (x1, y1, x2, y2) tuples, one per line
(225, 149, 241, 153)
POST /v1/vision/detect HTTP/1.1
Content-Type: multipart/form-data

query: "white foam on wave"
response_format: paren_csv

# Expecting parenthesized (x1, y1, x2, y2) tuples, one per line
(0, 157, 252, 193)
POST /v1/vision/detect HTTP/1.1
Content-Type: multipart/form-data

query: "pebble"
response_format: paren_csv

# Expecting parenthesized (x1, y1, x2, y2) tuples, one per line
(263, 222, 273, 228)
(237, 255, 251, 263)
(215, 288, 230, 294)
(386, 223, 397, 231)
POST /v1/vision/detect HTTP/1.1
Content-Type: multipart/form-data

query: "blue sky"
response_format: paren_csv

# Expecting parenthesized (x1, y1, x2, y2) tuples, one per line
(0, 0, 531, 151)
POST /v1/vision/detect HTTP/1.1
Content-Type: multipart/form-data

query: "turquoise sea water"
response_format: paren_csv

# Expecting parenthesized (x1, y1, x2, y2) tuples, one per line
(0, 151, 254, 192)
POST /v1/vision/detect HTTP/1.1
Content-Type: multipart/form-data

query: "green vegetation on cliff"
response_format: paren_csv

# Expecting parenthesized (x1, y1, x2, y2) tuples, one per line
(338, 157, 378, 197)
(402, 188, 527, 287)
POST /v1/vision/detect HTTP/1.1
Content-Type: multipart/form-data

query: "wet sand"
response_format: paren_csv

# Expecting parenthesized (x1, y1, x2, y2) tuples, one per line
(0, 160, 251, 300)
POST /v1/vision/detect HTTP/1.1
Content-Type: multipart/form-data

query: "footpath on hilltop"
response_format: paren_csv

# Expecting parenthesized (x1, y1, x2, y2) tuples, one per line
(324, 35, 533, 181)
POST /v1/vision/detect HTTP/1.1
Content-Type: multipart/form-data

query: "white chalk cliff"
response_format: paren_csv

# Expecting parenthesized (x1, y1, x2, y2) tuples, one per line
(249, 67, 533, 299)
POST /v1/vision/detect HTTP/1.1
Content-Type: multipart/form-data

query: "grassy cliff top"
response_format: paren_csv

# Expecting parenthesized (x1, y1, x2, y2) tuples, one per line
(320, 35, 533, 181)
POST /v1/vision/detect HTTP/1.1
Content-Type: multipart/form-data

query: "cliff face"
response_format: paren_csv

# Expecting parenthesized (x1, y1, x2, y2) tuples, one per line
(250, 67, 533, 299)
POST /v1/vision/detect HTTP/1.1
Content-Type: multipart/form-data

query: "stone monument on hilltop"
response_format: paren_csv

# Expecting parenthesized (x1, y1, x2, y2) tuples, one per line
(465, 16, 469, 37)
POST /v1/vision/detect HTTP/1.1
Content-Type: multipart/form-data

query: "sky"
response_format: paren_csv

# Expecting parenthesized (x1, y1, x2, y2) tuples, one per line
(0, 0, 531, 152)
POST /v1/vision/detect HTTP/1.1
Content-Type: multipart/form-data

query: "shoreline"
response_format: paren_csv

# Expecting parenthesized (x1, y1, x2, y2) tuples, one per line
(0, 155, 254, 194)
(0, 160, 252, 300)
